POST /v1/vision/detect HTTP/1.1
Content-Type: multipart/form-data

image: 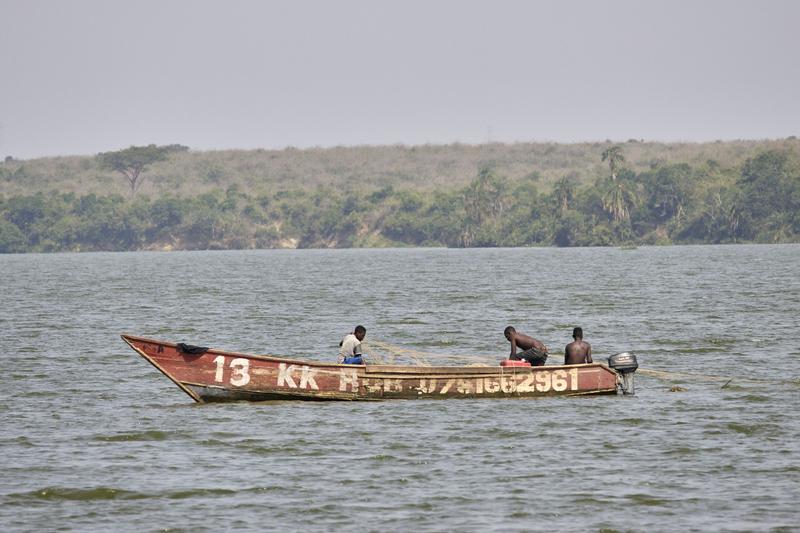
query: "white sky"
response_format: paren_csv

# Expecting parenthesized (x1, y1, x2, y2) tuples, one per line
(1, 0, 798, 159)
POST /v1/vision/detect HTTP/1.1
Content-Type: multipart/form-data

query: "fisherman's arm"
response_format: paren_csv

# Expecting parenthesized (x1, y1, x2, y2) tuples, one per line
(533, 337, 548, 353)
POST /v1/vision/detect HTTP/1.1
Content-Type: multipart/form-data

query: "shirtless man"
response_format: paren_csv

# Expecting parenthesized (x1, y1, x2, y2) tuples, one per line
(504, 326, 549, 366)
(564, 327, 592, 365)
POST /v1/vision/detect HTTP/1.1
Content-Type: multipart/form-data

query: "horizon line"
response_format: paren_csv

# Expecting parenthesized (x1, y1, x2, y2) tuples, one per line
(6, 135, 799, 162)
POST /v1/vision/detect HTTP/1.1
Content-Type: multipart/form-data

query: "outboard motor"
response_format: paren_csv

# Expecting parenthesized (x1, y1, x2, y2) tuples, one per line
(607, 352, 638, 395)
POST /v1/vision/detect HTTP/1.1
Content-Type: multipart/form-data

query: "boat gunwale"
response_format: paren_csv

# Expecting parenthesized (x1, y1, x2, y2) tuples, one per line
(121, 333, 617, 375)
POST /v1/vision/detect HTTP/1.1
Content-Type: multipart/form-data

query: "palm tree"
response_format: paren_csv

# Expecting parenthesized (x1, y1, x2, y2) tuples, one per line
(463, 167, 506, 225)
(601, 145, 625, 181)
(602, 180, 633, 222)
(600, 145, 630, 221)
(553, 176, 575, 214)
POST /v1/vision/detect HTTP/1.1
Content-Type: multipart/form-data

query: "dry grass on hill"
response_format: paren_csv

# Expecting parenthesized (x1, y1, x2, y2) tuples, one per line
(2, 138, 798, 198)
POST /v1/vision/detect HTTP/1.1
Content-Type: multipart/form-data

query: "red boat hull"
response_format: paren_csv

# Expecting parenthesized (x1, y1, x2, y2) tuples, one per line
(122, 334, 621, 403)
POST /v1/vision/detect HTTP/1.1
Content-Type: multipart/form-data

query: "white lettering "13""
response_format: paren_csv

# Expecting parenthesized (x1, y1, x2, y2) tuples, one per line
(212, 356, 251, 386)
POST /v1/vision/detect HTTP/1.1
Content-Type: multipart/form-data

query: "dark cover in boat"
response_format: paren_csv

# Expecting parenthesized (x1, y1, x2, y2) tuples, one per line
(177, 343, 209, 354)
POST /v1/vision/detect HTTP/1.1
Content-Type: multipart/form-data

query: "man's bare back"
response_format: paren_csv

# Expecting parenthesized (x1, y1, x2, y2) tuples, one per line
(504, 326, 549, 366)
(504, 327, 548, 356)
(565, 327, 592, 365)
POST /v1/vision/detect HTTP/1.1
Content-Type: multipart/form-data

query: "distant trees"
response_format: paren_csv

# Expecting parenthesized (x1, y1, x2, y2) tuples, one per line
(737, 150, 800, 241)
(0, 218, 26, 252)
(97, 144, 188, 196)
(552, 176, 576, 214)
(1, 146, 799, 252)
(642, 164, 692, 223)
(461, 167, 507, 246)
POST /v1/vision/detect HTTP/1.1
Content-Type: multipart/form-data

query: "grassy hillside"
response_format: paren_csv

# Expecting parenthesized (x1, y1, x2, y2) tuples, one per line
(1, 139, 798, 252)
(3, 139, 799, 198)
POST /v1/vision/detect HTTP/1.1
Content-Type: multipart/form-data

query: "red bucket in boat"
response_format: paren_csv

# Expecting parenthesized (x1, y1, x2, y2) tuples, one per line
(500, 359, 531, 367)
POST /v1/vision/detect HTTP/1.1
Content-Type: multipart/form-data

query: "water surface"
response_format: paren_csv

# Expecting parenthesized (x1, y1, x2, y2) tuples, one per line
(1, 245, 799, 531)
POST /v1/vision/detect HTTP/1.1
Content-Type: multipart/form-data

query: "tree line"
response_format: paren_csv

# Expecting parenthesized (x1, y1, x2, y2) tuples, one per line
(3, 139, 797, 199)
(0, 147, 798, 253)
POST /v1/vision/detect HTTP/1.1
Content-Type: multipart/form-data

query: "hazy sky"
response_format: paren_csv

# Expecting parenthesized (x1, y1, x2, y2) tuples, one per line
(1, 0, 798, 159)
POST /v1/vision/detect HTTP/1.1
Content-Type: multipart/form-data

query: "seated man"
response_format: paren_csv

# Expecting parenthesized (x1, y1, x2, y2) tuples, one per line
(338, 325, 367, 364)
(564, 326, 592, 365)
(504, 326, 548, 366)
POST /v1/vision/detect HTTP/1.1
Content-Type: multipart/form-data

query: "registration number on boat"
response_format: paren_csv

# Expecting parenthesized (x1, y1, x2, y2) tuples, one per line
(395, 368, 581, 395)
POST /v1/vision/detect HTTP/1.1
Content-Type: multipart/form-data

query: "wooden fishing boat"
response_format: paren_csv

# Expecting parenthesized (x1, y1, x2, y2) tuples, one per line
(122, 334, 637, 403)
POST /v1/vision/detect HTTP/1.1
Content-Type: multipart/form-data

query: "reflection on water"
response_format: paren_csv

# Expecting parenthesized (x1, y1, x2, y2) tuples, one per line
(1, 245, 799, 531)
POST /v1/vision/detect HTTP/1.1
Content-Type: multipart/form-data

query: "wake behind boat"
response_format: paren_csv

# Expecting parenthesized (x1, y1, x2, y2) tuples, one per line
(122, 334, 638, 403)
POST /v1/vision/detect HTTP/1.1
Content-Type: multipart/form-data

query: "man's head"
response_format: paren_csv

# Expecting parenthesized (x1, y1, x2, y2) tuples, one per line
(354, 325, 367, 341)
(504, 326, 516, 340)
(572, 327, 583, 340)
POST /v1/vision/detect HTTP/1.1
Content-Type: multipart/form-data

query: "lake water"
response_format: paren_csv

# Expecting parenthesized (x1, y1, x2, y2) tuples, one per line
(1, 245, 799, 532)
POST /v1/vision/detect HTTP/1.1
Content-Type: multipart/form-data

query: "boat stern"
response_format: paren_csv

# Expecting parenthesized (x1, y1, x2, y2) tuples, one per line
(607, 352, 639, 395)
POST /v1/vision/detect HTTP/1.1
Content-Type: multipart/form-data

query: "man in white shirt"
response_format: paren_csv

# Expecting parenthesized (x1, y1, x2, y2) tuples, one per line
(338, 325, 366, 364)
